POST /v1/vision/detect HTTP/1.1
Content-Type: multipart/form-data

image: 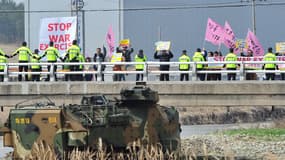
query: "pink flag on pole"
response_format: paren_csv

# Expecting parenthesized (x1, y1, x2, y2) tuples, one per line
(106, 25, 115, 57)
(245, 30, 264, 56)
(223, 21, 239, 53)
(205, 18, 224, 46)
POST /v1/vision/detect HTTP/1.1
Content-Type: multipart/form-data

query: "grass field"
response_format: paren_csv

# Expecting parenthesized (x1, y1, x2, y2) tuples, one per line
(224, 128, 285, 137)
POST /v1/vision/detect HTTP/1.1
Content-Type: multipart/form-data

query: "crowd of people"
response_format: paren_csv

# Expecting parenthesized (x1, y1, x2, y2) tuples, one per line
(0, 40, 282, 82)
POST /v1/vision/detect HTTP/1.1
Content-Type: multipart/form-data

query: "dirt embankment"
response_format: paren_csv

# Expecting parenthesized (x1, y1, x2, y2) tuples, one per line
(179, 106, 285, 125)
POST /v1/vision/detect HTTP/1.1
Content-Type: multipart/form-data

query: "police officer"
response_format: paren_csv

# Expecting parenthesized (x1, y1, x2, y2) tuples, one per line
(224, 48, 238, 80)
(263, 47, 277, 80)
(192, 48, 205, 81)
(30, 49, 42, 81)
(77, 52, 85, 81)
(154, 50, 174, 81)
(0, 48, 8, 82)
(11, 42, 33, 81)
(179, 50, 190, 81)
(64, 40, 80, 81)
(135, 49, 147, 81)
(41, 41, 61, 81)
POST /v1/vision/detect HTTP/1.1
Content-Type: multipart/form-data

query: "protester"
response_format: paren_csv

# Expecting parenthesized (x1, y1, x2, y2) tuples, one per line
(93, 47, 107, 81)
(111, 49, 125, 81)
(154, 50, 174, 81)
(85, 57, 93, 81)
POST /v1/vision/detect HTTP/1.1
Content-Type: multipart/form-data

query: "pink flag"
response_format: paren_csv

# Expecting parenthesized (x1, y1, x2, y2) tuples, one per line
(246, 30, 264, 56)
(223, 21, 239, 53)
(205, 18, 224, 46)
(106, 26, 115, 57)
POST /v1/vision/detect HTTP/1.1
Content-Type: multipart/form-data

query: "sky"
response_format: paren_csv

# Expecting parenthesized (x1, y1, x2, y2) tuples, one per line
(11, 0, 285, 59)
(13, 0, 24, 4)
(123, 0, 285, 58)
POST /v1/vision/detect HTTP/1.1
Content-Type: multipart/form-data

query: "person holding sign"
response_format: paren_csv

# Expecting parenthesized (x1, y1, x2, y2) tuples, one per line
(224, 48, 238, 81)
(179, 50, 190, 81)
(41, 41, 62, 81)
(11, 41, 33, 81)
(263, 47, 277, 80)
(154, 49, 173, 81)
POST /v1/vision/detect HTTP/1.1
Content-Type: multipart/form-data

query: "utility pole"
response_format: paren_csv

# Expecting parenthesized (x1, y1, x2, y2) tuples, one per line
(251, 0, 256, 35)
(241, 0, 267, 35)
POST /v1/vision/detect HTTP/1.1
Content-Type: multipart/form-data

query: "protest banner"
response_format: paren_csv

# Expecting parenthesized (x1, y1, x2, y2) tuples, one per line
(106, 26, 115, 57)
(223, 21, 239, 53)
(155, 41, 171, 51)
(119, 39, 130, 47)
(208, 56, 285, 69)
(205, 18, 224, 46)
(39, 17, 77, 58)
(276, 42, 285, 53)
(245, 30, 264, 56)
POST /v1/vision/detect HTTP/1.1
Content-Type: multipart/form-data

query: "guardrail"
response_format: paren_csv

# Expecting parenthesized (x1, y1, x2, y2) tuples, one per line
(0, 61, 284, 82)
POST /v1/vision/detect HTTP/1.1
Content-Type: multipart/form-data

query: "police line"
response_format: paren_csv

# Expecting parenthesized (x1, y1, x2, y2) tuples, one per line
(0, 61, 284, 81)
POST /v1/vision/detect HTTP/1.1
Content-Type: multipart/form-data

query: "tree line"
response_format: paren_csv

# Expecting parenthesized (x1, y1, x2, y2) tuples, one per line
(0, 0, 24, 43)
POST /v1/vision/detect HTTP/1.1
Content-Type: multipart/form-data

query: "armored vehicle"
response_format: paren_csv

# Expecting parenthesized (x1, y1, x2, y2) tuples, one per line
(0, 83, 181, 159)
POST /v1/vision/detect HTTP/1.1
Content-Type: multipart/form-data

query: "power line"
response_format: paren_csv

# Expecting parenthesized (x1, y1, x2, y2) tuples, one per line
(1, 1, 285, 13)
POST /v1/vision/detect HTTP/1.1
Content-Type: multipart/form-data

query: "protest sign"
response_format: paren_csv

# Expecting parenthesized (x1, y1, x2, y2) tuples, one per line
(119, 39, 130, 47)
(155, 41, 171, 51)
(208, 56, 285, 69)
(106, 26, 115, 57)
(245, 30, 264, 56)
(205, 18, 224, 46)
(276, 42, 285, 53)
(39, 17, 77, 57)
(223, 21, 239, 53)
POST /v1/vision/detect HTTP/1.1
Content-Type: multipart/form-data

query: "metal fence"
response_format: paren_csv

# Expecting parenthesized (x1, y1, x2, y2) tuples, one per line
(0, 61, 285, 82)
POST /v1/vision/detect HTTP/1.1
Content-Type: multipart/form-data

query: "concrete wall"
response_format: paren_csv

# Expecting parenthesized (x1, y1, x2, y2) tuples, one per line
(1, 82, 285, 107)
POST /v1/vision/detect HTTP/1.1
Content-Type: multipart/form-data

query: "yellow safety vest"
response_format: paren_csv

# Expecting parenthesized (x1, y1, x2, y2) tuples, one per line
(263, 52, 276, 69)
(179, 55, 190, 70)
(78, 54, 85, 70)
(0, 55, 7, 70)
(14, 46, 32, 61)
(45, 47, 59, 61)
(67, 45, 80, 61)
(111, 52, 123, 62)
(225, 53, 238, 69)
(192, 52, 205, 69)
(135, 55, 147, 70)
(31, 54, 41, 69)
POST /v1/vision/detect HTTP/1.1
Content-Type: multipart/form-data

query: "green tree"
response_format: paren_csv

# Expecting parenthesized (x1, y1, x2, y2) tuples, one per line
(0, 0, 24, 43)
